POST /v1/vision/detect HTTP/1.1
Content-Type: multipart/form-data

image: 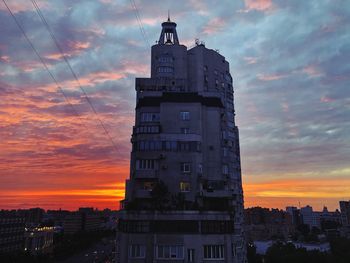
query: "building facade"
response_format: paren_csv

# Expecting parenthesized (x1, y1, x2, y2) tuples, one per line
(117, 18, 246, 262)
(24, 226, 54, 255)
(340, 201, 350, 226)
(0, 211, 25, 254)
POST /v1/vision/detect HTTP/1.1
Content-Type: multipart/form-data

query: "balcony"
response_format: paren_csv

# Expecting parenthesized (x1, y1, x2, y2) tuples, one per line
(133, 125, 161, 135)
(134, 189, 152, 198)
(133, 170, 159, 179)
(201, 190, 233, 198)
(136, 78, 187, 92)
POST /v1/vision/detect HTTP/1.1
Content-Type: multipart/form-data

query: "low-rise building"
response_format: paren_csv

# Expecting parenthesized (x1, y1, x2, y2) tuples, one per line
(245, 207, 294, 241)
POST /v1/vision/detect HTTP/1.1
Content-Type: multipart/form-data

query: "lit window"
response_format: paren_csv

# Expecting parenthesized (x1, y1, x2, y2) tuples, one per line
(181, 163, 191, 173)
(180, 111, 190, 120)
(129, 244, 146, 258)
(203, 245, 225, 259)
(180, 182, 190, 192)
(157, 245, 184, 259)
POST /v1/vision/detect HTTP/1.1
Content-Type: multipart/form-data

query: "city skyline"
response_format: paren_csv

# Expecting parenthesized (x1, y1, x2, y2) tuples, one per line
(1, 0, 349, 211)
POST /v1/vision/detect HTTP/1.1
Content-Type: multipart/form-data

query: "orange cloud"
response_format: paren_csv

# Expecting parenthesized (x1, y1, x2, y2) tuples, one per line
(303, 65, 322, 77)
(202, 18, 226, 35)
(244, 0, 273, 11)
(257, 73, 287, 81)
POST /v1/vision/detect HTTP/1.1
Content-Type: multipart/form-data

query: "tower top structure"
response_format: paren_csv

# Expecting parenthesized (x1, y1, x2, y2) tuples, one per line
(158, 14, 179, 45)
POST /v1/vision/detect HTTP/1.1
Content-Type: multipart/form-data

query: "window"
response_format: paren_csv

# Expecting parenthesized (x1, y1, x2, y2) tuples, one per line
(198, 163, 203, 174)
(223, 147, 228, 157)
(181, 127, 189, 134)
(181, 163, 191, 173)
(179, 142, 190, 151)
(188, 249, 195, 262)
(158, 66, 173, 73)
(222, 165, 229, 175)
(140, 112, 160, 122)
(136, 125, 160, 134)
(157, 245, 184, 259)
(203, 245, 225, 259)
(136, 141, 200, 152)
(129, 244, 145, 258)
(180, 111, 190, 120)
(136, 159, 157, 170)
(201, 221, 234, 234)
(158, 56, 173, 63)
(180, 182, 190, 192)
(143, 182, 155, 191)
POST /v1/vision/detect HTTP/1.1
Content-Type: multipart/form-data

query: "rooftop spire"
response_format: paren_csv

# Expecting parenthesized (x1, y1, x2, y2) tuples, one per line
(158, 14, 179, 45)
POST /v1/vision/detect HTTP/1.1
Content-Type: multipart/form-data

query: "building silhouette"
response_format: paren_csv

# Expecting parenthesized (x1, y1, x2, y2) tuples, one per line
(117, 17, 246, 262)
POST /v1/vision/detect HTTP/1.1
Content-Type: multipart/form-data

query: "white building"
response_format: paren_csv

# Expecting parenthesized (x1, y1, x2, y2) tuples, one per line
(300, 205, 320, 228)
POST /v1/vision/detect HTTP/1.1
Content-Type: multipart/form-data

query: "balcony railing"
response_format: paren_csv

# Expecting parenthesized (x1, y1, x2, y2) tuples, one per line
(136, 78, 187, 92)
(133, 170, 159, 179)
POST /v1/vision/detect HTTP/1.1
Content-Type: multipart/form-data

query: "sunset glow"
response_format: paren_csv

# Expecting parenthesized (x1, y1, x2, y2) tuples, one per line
(1, 0, 349, 211)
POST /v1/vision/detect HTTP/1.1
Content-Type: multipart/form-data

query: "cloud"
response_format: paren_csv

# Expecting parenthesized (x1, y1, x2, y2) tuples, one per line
(1, 0, 349, 211)
(244, 0, 273, 11)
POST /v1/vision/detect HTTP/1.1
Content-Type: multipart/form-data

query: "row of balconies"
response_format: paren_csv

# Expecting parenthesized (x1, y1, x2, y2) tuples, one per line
(136, 78, 187, 92)
(132, 189, 238, 199)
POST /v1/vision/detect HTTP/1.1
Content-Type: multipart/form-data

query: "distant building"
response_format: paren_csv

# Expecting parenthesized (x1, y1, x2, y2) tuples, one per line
(46, 209, 70, 226)
(24, 226, 54, 255)
(340, 201, 350, 226)
(63, 209, 102, 234)
(0, 210, 25, 253)
(318, 206, 342, 227)
(286, 206, 302, 225)
(245, 207, 294, 241)
(84, 214, 101, 232)
(63, 212, 82, 235)
(300, 205, 320, 228)
(17, 208, 44, 226)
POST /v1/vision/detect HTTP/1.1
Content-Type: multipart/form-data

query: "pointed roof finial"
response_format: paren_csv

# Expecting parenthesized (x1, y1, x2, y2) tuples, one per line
(167, 10, 170, 22)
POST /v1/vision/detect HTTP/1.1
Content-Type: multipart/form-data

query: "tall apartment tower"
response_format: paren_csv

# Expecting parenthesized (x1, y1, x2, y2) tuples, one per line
(117, 17, 246, 263)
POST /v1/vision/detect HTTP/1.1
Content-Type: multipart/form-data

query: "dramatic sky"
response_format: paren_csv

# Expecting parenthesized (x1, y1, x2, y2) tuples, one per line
(0, 0, 349, 211)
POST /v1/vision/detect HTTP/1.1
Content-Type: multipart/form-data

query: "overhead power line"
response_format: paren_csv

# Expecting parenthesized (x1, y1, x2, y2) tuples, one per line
(129, 0, 150, 47)
(30, 0, 119, 153)
(1, 0, 85, 125)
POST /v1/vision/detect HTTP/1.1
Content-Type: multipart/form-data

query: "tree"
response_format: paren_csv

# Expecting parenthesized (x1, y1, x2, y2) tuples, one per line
(247, 243, 263, 263)
(150, 180, 170, 211)
(264, 242, 331, 263)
